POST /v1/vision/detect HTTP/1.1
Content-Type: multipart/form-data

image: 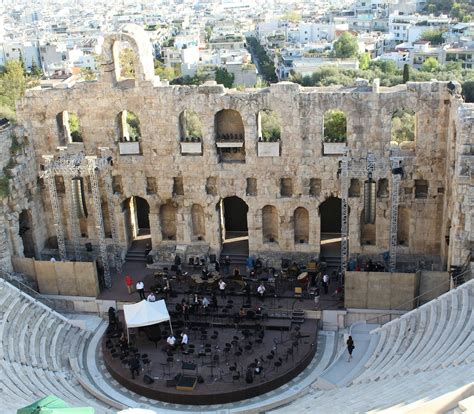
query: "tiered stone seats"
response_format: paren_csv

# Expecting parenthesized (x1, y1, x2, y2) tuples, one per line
(354, 280, 473, 385)
(0, 279, 112, 413)
(270, 280, 474, 413)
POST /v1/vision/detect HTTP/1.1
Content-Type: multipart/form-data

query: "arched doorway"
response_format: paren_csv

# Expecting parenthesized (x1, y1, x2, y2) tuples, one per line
(219, 196, 249, 255)
(319, 197, 342, 261)
(122, 196, 150, 246)
(19, 210, 35, 258)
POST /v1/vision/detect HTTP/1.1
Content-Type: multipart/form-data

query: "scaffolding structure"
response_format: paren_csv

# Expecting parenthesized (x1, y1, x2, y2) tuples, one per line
(340, 151, 378, 277)
(40, 151, 120, 288)
(389, 156, 404, 272)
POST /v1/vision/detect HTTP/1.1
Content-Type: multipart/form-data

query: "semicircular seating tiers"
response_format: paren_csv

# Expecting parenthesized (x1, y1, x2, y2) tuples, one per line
(0, 279, 112, 413)
(270, 279, 474, 414)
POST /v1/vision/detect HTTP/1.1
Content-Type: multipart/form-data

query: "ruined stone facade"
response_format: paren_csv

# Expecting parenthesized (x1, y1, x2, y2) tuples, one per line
(0, 25, 472, 275)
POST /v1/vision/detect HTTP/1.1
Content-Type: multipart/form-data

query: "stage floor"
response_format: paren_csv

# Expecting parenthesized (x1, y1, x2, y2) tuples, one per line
(103, 315, 318, 405)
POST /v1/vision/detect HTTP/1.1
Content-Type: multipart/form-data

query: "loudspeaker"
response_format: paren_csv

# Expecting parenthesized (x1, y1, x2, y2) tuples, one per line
(209, 254, 216, 263)
(147, 255, 153, 264)
(197, 375, 204, 384)
(85, 243, 93, 252)
(143, 374, 154, 385)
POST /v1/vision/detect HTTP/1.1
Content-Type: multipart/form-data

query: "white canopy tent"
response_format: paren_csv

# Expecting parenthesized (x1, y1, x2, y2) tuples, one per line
(123, 299, 173, 340)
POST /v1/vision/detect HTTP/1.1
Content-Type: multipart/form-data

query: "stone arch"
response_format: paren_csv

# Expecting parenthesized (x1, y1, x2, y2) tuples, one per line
(215, 109, 245, 139)
(18, 210, 35, 258)
(323, 109, 347, 143)
(56, 111, 82, 144)
(319, 197, 342, 233)
(262, 205, 278, 243)
(377, 178, 389, 198)
(179, 110, 203, 141)
(391, 109, 416, 144)
(257, 109, 281, 142)
(117, 110, 141, 142)
(121, 196, 150, 243)
(214, 109, 245, 163)
(99, 24, 155, 85)
(191, 204, 205, 241)
(397, 206, 410, 246)
(160, 203, 177, 241)
(294, 207, 309, 244)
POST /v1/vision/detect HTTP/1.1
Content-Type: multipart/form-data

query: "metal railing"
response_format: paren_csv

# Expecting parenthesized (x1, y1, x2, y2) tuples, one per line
(0, 269, 61, 311)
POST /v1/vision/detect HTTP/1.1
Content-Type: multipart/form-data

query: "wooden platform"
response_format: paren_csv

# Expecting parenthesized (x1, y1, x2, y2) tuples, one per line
(103, 318, 318, 405)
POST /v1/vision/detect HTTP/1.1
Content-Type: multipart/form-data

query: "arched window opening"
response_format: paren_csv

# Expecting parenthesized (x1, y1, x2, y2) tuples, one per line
(191, 204, 206, 241)
(391, 109, 416, 144)
(179, 110, 203, 142)
(323, 109, 347, 143)
(397, 207, 410, 246)
(56, 111, 83, 144)
(19, 210, 35, 258)
(215, 109, 245, 163)
(160, 203, 177, 241)
(118, 110, 141, 142)
(349, 179, 360, 197)
(377, 178, 389, 198)
(258, 109, 281, 142)
(262, 205, 278, 243)
(113, 41, 137, 82)
(294, 207, 309, 244)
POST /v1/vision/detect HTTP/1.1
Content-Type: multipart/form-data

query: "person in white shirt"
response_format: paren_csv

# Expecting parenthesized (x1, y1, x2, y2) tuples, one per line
(202, 296, 210, 309)
(180, 332, 188, 349)
(167, 334, 176, 350)
(147, 292, 156, 302)
(136, 281, 145, 300)
(322, 273, 329, 294)
(219, 279, 227, 299)
(257, 282, 266, 301)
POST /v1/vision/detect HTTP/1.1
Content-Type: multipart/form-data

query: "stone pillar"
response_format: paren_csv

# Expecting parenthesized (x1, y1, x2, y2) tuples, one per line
(206, 200, 221, 253)
(180, 206, 192, 244)
(149, 206, 161, 248)
(310, 208, 321, 254)
(247, 205, 258, 253)
(0, 211, 13, 272)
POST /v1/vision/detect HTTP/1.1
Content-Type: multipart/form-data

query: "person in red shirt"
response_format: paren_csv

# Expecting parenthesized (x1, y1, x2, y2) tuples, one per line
(125, 275, 133, 294)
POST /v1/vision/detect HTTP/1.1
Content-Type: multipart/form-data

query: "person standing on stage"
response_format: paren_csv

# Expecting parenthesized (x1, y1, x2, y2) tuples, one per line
(167, 334, 176, 351)
(129, 355, 141, 379)
(125, 275, 133, 295)
(257, 282, 266, 301)
(136, 280, 145, 300)
(219, 279, 227, 299)
(147, 291, 156, 302)
(180, 332, 188, 349)
(322, 272, 330, 294)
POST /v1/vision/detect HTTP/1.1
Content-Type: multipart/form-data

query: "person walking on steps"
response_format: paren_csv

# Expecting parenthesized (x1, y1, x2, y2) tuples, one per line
(347, 335, 355, 362)
(136, 280, 145, 300)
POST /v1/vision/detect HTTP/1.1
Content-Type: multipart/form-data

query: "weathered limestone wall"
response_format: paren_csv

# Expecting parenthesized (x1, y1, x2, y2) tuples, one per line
(14, 80, 454, 263)
(345, 271, 419, 310)
(0, 26, 468, 274)
(12, 257, 99, 296)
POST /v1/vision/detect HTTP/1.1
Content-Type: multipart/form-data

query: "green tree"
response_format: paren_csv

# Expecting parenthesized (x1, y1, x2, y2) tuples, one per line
(30, 60, 42, 78)
(80, 67, 97, 81)
(324, 110, 347, 142)
(403, 64, 410, 83)
(255, 78, 269, 88)
(359, 52, 371, 70)
(391, 110, 415, 143)
(331, 33, 359, 59)
(0, 60, 27, 112)
(420, 29, 446, 45)
(259, 110, 281, 141)
(154, 60, 177, 80)
(421, 57, 439, 72)
(215, 67, 234, 88)
(126, 112, 141, 141)
(119, 48, 136, 79)
(68, 112, 83, 142)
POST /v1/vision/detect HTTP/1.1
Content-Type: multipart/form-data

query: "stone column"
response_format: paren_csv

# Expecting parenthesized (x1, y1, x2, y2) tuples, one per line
(247, 205, 258, 253)
(0, 211, 13, 272)
(148, 206, 161, 248)
(180, 205, 192, 244)
(206, 200, 221, 253)
(310, 208, 321, 254)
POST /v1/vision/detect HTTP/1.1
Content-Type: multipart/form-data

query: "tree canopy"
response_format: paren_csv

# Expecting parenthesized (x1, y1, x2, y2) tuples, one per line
(259, 110, 281, 141)
(215, 67, 234, 88)
(331, 32, 359, 59)
(119, 48, 136, 79)
(391, 110, 415, 143)
(324, 110, 347, 142)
